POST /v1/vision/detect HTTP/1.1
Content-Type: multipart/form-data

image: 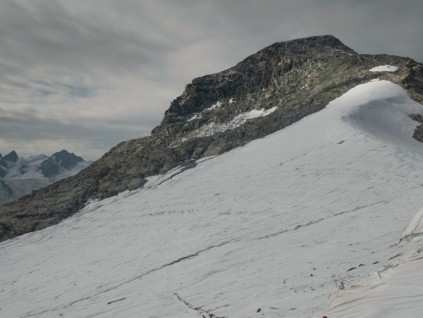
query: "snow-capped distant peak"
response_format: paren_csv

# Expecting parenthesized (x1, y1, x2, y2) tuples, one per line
(369, 65, 398, 72)
(0, 150, 90, 205)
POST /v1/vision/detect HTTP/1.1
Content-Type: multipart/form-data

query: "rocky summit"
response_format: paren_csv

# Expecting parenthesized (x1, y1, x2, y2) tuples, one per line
(1, 35, 423, 241)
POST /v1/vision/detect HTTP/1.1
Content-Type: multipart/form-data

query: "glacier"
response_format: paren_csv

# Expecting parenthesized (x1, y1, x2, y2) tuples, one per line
(1, 80, 423, 317)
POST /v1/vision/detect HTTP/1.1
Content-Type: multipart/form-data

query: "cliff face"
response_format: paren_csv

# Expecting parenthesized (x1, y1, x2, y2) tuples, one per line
(1, 35, 423, 241)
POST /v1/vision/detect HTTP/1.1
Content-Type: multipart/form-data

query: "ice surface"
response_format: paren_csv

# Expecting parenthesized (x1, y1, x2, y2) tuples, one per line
(369, 65, 398, 72)
(1, 81, 423, 317)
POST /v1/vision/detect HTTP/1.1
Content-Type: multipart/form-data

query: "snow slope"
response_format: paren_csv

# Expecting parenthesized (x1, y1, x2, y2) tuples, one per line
(1, 80, 423, 317)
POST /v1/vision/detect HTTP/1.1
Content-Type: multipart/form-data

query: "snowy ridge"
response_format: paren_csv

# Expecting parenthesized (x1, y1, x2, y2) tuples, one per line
(1, 81, 423, 317)
(334, 79, 423, 152)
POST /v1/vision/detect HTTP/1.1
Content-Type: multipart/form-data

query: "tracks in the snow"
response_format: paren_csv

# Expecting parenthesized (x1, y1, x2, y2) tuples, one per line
(22, 200, 388, 317)
(256, 200, 388, 241)
(21, 239, 237, 317)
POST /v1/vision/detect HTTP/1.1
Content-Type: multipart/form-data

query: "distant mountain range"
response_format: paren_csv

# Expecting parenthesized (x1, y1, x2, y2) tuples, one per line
(0, 150, 90, 205)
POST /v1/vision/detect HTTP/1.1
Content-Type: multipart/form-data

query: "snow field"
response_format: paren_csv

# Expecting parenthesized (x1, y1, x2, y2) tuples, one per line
(1, 81, 423, 317)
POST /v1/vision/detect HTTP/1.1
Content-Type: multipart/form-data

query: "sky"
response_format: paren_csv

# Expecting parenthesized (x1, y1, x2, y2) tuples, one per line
(0, 0, 422, 160)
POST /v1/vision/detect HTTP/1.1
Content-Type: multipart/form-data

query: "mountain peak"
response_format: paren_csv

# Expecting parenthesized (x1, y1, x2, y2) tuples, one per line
(40, 150, 84, 178)
(4, 151, 18, 163)
(0, 151, 19, 170)
(161, 35, 357, 124)
(51, 150, 83, 164)
(55, 149, 71, 156)
(266, 34, 357, 55)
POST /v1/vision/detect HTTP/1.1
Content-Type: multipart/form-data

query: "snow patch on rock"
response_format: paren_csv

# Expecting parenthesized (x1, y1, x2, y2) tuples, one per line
(187, 101, 225, 122)
(369, 65, 398, 72)
(209, 101, 222, 110)
(184, 106, 277, 140)
(187, 113, 201, 122)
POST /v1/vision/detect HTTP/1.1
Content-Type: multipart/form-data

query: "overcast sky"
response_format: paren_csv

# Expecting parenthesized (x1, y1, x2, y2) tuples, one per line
(0, 0, 422, 160)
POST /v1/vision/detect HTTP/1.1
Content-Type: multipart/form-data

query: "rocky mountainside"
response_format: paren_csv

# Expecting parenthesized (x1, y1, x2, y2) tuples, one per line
(0, 150, 90, 206)
(1, 35, 423, 241)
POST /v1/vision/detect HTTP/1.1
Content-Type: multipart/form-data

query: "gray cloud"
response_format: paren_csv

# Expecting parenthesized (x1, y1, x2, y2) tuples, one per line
(0, 0, 422, 160)
(0, 1, 173, 73)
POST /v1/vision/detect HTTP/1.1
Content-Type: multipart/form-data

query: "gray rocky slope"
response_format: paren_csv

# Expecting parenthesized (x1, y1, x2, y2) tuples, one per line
(1, 35, 423, 241)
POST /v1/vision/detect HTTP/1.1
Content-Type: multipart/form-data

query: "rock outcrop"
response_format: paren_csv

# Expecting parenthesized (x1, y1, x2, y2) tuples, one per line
(1, 35, 423, 241)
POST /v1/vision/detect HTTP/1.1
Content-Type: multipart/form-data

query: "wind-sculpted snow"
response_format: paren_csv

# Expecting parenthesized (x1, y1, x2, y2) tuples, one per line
(1, 81, 423, 317)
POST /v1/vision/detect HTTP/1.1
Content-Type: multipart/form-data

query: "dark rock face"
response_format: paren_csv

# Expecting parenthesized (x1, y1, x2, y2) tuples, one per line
(1, 35, 423, 241)
(0, 151, 19, 169)
(0, 167, 6, 178)
(4, 151, 18, 163)
(410, 114, 423, 142)
(0, 155, 5, 178)
(40, 150, 84, 178)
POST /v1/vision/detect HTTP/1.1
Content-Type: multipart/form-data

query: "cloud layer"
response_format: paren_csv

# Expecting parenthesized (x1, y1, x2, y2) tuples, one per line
(1, 0, 422, 159)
